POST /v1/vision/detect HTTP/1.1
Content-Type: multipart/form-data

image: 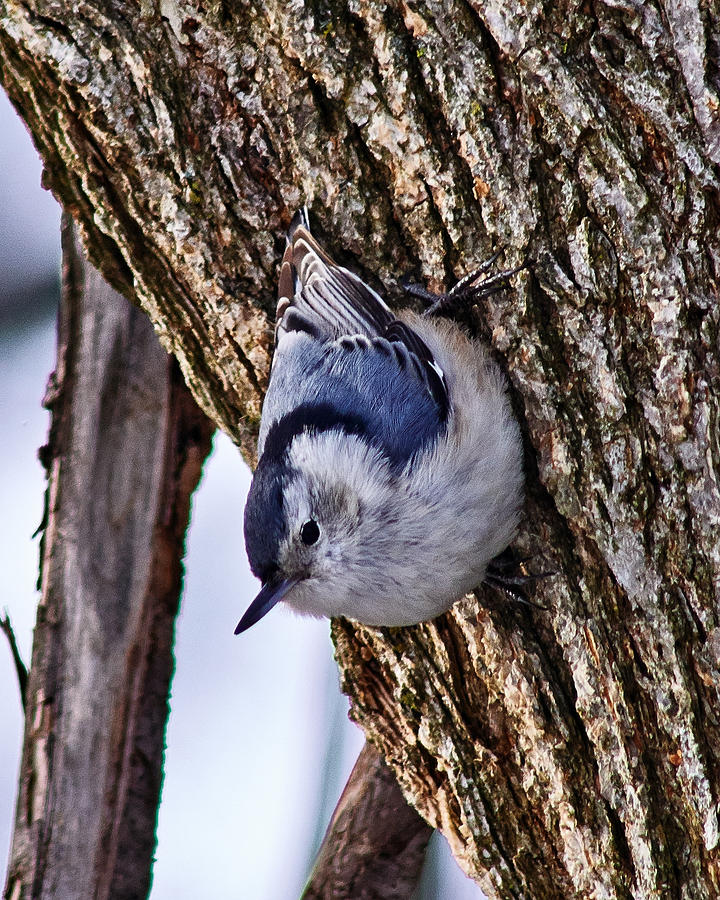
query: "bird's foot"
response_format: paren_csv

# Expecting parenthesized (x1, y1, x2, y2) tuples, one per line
(483, 548, 554, 609)
(403, 253, 526, 318)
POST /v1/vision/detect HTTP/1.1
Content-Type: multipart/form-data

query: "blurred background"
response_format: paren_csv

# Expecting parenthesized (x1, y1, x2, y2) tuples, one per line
(0, 88, 483, 899)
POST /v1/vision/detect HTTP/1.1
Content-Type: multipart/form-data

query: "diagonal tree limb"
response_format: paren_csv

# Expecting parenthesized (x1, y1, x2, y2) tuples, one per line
(303, 742, 433, 900)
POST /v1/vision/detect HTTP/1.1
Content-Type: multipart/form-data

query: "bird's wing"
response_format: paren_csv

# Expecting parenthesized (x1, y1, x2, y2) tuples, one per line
(274, 209, 448, 421)
(261, 333, 446, 468)
(276, 214, 393, 341)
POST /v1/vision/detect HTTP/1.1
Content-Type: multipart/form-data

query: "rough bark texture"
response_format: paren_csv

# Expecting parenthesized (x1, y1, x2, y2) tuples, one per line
(303, 742, 432, 899)
(1, 0, 719, 897)
(3, 217, 214, 900)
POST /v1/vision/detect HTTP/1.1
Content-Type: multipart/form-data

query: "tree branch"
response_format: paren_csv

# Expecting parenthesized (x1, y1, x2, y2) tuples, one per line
(3, 217, 214, 900)
(303, 742, 432, 900)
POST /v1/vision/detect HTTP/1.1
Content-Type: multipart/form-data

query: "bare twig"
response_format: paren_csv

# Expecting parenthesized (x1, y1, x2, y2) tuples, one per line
(0, 609, 28, 710)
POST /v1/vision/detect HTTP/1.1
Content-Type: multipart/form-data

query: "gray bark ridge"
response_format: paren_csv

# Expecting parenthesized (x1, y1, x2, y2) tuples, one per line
(1, 0, 719, 896)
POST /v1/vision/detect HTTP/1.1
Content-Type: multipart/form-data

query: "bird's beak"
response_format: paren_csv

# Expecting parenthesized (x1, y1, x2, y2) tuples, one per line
(234, 577, 299, 634)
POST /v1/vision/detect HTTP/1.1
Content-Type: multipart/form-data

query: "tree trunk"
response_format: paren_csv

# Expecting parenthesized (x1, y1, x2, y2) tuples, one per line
(2, 1, 719, 897)
(3, 217, 213, 899)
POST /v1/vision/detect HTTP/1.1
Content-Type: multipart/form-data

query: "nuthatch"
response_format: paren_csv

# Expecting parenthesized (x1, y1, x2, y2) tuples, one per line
(236, 210, 524, 633)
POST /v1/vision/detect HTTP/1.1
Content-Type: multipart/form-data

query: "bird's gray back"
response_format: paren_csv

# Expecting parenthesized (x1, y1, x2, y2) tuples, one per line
(259, 332, 444, 469)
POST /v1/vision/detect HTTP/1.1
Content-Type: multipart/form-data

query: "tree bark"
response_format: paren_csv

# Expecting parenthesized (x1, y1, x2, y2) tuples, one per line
(2, 1, 719, 897)
(3, 217, 214, 900)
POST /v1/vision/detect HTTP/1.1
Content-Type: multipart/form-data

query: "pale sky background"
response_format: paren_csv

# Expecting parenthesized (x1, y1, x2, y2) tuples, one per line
(0, 87, 484, 899)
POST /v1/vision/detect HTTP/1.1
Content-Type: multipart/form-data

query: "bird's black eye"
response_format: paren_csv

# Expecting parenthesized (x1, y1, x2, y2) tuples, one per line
(300, 519, 320, 546)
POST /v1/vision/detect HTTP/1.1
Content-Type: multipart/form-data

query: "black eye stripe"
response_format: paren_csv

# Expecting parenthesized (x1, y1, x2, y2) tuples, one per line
(300, 520, 320, 546)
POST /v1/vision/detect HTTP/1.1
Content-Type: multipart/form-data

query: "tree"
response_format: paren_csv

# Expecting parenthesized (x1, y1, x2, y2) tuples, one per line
(2, 1, 719, 897)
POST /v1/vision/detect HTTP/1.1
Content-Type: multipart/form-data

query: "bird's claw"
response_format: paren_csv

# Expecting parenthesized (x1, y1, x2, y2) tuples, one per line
(402, 253, 527, 318)
(483, 550, 554, 609)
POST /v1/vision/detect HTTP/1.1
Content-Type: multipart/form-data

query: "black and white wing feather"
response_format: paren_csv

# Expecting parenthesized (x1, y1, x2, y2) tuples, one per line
(275, 209, 448, 421)
(277, 209, 393, 340)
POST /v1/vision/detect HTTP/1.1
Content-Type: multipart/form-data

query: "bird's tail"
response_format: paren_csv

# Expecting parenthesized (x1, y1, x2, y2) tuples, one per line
(287, 205, 310, 242)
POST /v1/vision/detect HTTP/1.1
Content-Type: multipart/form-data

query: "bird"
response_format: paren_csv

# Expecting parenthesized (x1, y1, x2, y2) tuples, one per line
(236, 209, 525, 633)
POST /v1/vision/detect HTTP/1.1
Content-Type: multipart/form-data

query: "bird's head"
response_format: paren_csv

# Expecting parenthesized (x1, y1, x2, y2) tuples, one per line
(237, 431, 389, 633)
